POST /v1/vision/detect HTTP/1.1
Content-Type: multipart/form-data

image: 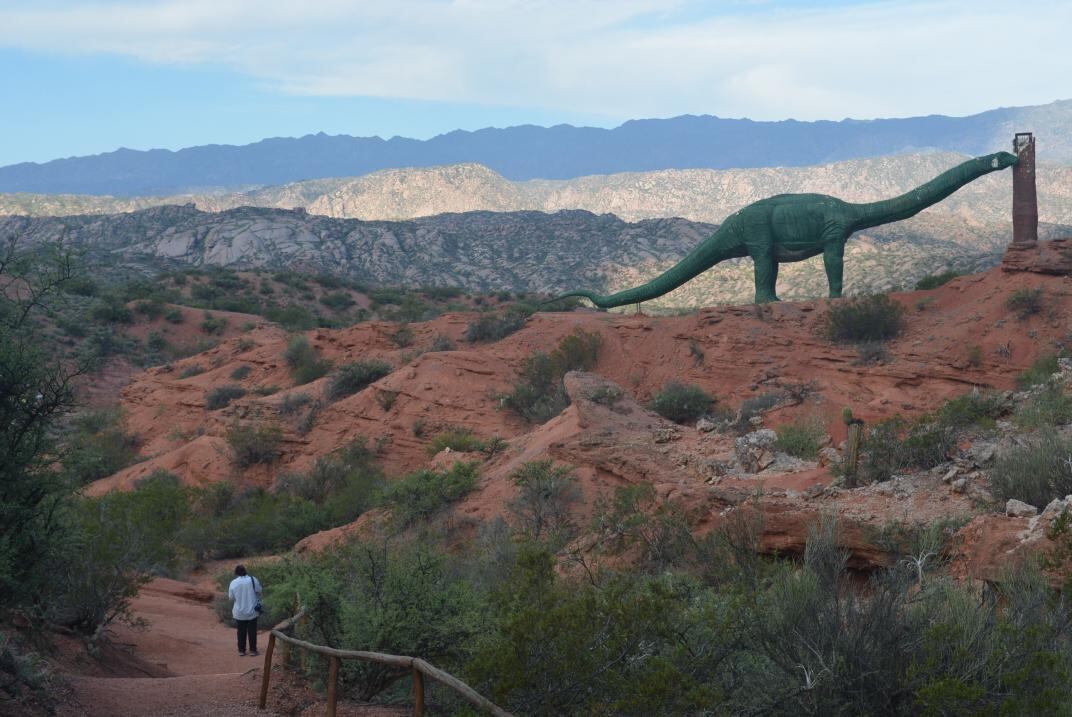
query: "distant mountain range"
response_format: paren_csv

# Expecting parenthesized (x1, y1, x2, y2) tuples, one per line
(5, 203, 1069, 308)
(3, 99, 1070, 196)
(4, 152, 1071, 228)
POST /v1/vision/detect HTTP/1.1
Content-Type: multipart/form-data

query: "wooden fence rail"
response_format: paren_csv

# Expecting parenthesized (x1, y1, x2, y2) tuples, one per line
(258, 607, 514, 717)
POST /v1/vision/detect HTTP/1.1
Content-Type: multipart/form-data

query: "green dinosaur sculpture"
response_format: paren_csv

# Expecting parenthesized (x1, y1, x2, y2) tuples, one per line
(553, 152, 1018, 306)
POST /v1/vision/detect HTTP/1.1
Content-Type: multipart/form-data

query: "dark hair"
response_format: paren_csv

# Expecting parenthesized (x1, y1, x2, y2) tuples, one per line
(234, 564, 247, 576)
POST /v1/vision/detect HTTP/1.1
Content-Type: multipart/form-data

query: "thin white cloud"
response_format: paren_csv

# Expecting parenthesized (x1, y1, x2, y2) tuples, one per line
(1, 0, 1069, 121)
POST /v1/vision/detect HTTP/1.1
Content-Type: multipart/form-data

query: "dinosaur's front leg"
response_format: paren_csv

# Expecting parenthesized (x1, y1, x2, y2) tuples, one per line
(823, 240, 846, 298)
(752, 247, 780, 303)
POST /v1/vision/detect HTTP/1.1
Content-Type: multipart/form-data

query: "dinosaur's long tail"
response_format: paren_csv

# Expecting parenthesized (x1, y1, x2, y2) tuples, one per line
(544, 226, 738, 309)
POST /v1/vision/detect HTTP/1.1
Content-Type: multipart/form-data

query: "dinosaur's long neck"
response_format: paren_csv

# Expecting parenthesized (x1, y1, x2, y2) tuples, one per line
(849, 154, 1008, 231)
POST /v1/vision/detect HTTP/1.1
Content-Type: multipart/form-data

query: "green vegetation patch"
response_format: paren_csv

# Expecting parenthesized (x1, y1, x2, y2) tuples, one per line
(821, 294, 906, 344)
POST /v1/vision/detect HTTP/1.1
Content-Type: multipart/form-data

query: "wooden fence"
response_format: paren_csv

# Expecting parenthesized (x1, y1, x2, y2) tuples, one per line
(258, 608, 514, 717)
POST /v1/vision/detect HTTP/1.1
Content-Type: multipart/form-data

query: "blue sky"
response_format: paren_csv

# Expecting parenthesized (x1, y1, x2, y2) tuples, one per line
(1, 0, 1069, 167)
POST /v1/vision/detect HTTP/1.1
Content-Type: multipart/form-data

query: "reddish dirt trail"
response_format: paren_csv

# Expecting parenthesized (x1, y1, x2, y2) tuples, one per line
(67, 578, 283, 717)
(65, 578, 408, 717)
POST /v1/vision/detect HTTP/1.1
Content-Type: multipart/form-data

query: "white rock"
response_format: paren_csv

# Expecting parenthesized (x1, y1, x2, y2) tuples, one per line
(1005, 499, 1038, 518)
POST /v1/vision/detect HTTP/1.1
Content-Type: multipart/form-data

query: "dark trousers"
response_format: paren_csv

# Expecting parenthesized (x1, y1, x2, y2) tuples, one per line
(236, 617, 258, 653)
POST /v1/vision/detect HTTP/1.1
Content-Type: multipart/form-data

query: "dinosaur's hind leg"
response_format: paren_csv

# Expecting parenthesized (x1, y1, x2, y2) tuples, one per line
(752, 249, 780, 303)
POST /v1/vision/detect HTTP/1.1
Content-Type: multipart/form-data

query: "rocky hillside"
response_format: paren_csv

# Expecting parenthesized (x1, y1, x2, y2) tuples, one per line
(84, 262, 1072, 584)
(7, 202, 1070, 308)
(4, 152, 1072, 227)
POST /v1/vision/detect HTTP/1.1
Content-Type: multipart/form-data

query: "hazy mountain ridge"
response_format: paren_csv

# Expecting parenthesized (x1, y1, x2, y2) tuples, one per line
(4, 153, 1071, 230)
(5, 204, 1069, 308)
(2, 99, 1070, 195)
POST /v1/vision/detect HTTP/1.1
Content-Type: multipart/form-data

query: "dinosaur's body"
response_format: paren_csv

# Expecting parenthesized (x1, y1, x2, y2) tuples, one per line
(554, 152, 1018, 305)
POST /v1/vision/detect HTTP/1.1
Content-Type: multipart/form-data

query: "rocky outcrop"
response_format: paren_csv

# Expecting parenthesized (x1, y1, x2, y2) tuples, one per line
(1001, 237, 1072, 275)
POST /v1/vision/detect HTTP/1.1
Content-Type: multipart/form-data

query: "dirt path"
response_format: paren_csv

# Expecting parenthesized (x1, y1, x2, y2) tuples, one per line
(66, 578, 285, 717)
(63, 576, 409, 717)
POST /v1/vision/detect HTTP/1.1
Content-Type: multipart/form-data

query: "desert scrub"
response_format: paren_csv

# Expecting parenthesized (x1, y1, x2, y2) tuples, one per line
(284, 335, 333, 385)
(382, 461, 480, 528)
(504, 330, 603, 423)
(990, 431, 1072, 509)
(853, 340, 891, 366)
(1013, 382, 1072, 429)
(587, 384, 623, 406)
(61, 409, 142, 486)
(389, 325, 414, 347)
(326, 359, 392, 401)
(914, 270, 960, 290)
(937, 389, 1005, 429)
(277, 392, 313, 416)
(464, 309, 528, 343)
(854, 415, 956, 483)
(1006, 287, 1044, 320)
(229, 364, 252, 380)
(178, 363, 205, 378)
(1017, 353, 1061, 389)
(821, 294, 906, 343)
(205, 384, 247, 410)
(648, 381, 714, 424)
(428, 426, 487, 455)
(508, 460, 580, 546)
(775, 415, 826, 459)
(200, 312, 228, 335)
(225, 421, 283, 467)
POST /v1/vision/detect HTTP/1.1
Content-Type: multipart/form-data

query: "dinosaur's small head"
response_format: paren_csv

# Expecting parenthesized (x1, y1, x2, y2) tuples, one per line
(990, 151, 1019, 169)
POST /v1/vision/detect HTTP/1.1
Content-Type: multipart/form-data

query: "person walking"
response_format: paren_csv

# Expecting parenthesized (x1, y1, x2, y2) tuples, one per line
(228, 564, 263, 656)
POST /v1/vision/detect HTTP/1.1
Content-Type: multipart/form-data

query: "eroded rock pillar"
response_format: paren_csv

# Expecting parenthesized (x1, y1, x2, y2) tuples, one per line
(1011, 132, 1038, 247)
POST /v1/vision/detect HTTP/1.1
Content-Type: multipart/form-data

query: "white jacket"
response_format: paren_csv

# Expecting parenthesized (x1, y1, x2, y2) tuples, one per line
(228, 575, 262, 620)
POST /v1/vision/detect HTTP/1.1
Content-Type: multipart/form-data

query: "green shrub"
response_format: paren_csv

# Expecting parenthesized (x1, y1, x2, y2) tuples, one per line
(853, 340, 891, 365)
(205, 384, 246, 410)
(326, 360, 392, 401)
(389, 325, 414, 348)
(503, 330, 603, 423)
(1013, 382, 1072, 429)
(61, 409, 142, 486)
(90, 298, 134, 324)
(937, 389, 1005, 429)
(48, 473, 188, 635)
(200, 312, 228, 335)
(821, 294, 906, 343)
(587, 384, 623, 406)
(252, 540, 483, 701)
(164, 307, 184, 324)
(508, 460, 580, 547)
(1018, 354, 1060, 389)
(178, 363, 205, 379)
(1006, 288, 1044, 320)
(430, 334, 455, 352)
(278, 392, 313, 416)
(382, 461, 480, 528)
(648, 381, 714, 424)
(225, 422, 283, 468)
(914, 271, 960, 290)
(464, 310, 528, 343)
(230, 365, 252, 380)
(284, 336, 333, 385)
(146, 331, 167, 352)
(134, 298, 165, 319)
(775, 416, 826, 459)
(265, 304, 317, 331)
(428, 426, 486, 454)
(990, 432, 1072, 509)
(855, 416, 956, 483)
(319, 291, 356, 311)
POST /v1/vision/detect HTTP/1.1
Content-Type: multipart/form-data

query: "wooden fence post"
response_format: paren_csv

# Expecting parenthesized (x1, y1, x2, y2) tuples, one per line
(258, 632, 276, 709)
(413, 667, 425, 717)
(326, 656, 340, 717)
